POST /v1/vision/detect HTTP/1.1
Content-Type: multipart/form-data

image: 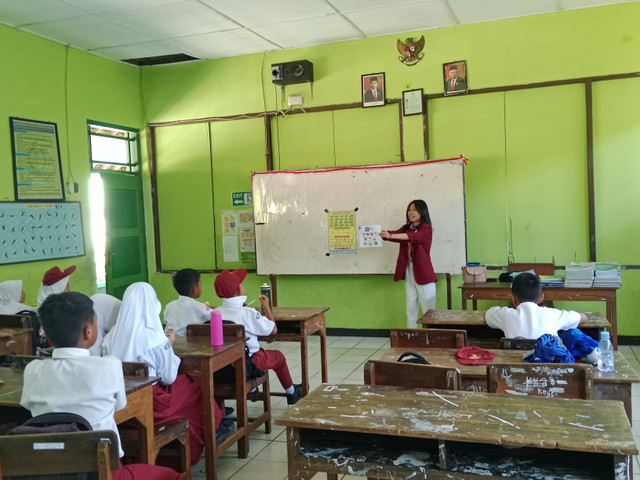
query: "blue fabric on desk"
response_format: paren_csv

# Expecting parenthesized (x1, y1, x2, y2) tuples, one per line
(558, 328, 599, 363)
(523, 334, 575, 363)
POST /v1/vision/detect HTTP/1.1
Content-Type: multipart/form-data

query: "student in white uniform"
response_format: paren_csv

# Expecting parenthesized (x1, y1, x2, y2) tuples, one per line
(20, 291, 181, 480)
(214, 269, 303, 405)
(88, 293, 121, 356)
(0, 280, 35, 315)
(102, 282, 214, 466)
(485, 272, 587, 339)
(37, 265, 76, 307)
(164, 268, 213, 336)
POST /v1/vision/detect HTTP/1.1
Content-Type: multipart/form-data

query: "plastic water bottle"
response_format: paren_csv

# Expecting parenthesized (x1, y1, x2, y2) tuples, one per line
(210, 310, 224, 346)
(596, 331, 614, 373)
(260, 283, 271, 315)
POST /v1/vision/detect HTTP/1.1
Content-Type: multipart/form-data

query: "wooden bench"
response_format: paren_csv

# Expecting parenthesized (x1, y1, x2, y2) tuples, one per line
(487, 363, 594, 399)
(0, 314, 33, 356)
(389, 328, 467, 349)
(499, 337, 537, 350)
(0, 430, 119, 479)
(363, 360, 461, 391)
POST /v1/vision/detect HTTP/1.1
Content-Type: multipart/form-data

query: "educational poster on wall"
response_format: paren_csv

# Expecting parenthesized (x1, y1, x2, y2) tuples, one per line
(359, 225, 382, 248)
(10, 118, 65, 201)
(239, 211, 255, 253)
(221, 210, 256, 263)
(328, 211, 356, 254)
(0, 202, 85, 265)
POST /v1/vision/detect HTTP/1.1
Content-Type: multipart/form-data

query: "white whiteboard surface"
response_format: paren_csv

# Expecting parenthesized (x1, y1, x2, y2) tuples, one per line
(252, 159, 466, 275)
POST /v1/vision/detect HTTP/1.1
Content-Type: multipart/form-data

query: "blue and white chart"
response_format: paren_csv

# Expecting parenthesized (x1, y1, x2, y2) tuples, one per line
(0, 202, 85, 265)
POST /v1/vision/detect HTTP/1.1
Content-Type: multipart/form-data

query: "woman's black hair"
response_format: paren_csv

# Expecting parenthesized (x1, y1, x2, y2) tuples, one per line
(405, 199, 432, 227)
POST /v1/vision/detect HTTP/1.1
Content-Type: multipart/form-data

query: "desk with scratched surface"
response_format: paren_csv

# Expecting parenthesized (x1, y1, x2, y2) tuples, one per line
(276, 384, 637, 480)
(0, 365, 158, 463)
(260, 307, 329, 397)
(459, 282, 620, 348)
(381, 347, 639, 421)
(418, 309, 610, 348)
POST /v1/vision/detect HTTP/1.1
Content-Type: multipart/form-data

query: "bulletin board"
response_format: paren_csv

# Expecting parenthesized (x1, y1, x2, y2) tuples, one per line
(0, 202, 85, 265)
(252, 158, 467, 275)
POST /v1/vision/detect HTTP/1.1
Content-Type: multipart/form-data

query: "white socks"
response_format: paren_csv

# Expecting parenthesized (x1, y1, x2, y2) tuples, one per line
(285, 385, 295, 395)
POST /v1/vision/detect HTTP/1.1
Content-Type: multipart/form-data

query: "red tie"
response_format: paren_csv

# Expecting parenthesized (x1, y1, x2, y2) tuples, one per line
(374, 90, 377, 101)
(451, 80, 455, 90)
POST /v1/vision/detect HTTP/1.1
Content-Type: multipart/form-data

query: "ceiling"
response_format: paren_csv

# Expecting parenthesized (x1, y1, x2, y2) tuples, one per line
(0, 0, 634, 65)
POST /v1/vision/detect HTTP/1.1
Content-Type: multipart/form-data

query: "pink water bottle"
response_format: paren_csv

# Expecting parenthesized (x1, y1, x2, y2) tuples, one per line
(210, 310, 223, 346)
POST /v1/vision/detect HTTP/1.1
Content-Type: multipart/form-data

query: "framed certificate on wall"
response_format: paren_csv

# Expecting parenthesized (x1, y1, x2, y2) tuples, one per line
(10, 117, 65, 201)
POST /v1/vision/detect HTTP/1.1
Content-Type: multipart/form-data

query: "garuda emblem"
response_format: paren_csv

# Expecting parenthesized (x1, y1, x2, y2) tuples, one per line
(397, 36, 425, 66)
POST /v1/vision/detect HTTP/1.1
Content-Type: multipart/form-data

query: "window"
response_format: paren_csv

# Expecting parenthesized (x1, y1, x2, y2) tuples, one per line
(88, 123, 139, 172)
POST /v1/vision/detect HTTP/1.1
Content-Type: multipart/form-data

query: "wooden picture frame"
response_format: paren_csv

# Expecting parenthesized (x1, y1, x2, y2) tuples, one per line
(362, 72, 385, 107)
(402, 89, 424, 116)
(443, 61, 468, 96)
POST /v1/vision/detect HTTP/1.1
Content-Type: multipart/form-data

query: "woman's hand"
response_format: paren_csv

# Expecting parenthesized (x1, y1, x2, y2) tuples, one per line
(165, 328, 176, 346)
(379, 230, 391, 239)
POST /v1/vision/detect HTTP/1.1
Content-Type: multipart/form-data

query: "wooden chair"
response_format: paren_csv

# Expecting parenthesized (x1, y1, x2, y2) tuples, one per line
(186, 323, 271, 435)
(0, 314, 32, 329)
(487, 363, 593, 399)
(389, 328, 467, 349)
(499, 337, 537, 350)
(508, 262, 555, 276)
(0, 430, 119, 479)
(118, 362, 191, 479)
(364, 360, 461, 391)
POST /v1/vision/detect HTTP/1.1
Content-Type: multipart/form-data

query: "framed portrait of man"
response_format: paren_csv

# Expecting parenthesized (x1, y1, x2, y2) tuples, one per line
(362, 72, 385, 107)
(443, 61, 468, 96)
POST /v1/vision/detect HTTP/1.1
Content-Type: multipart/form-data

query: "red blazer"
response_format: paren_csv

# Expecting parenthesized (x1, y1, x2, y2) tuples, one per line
(385, 223, 437, 285)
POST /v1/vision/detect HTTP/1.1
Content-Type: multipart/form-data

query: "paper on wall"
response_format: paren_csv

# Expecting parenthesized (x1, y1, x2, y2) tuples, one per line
(359, 225, 382, 248)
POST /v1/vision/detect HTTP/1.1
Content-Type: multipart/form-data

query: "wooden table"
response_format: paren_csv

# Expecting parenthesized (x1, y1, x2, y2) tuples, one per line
(172, 336, 247, 480)
(381, 346, 640, 421)
(419, 309, 611, 348)
(459, 282, 620, 348)
(0, 328, 33, 355)
(0, 366, 158, 463)
(260, 307, 329, 396)
(276, 383, 637, 480)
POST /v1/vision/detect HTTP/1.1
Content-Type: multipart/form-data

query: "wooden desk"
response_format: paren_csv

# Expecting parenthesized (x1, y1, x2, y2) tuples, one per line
(276, 384, 637, 480)
(172, 336, 247, 480)
(260, 307, 329, 397)
(419, 309, 610, 348)
(381, 347, 640, 421)
(0, 366, 158, 463)
(459, 282, 620, 348)
(0, 328, 33, 356)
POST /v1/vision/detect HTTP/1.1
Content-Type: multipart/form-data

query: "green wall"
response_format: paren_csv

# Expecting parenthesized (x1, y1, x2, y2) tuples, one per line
(0, 25, 143, 301)
(141, 3, 640, 333)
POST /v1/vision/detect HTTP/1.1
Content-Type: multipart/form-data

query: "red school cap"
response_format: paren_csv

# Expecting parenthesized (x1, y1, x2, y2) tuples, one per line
(455, 346, 496, 366)
(214, 269, 247, 298)
(42, 265, 76, 286)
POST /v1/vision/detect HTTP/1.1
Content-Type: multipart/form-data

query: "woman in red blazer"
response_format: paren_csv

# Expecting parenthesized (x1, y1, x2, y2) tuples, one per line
(380, 200, 437, 328)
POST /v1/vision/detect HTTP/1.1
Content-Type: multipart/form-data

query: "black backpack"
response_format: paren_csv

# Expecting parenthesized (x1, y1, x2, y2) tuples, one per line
(397, 351, 430, 365)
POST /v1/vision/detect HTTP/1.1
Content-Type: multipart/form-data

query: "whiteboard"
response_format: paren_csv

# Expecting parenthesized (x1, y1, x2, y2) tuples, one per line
(252, 159, 467, 275)
(0, 202, 85, 265)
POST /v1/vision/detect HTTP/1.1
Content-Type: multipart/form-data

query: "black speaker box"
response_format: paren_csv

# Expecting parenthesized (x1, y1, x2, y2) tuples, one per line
(271, 60, 313, 85)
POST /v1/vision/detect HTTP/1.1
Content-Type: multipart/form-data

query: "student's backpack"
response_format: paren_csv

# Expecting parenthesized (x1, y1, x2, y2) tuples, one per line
(397, 351, 430, 365)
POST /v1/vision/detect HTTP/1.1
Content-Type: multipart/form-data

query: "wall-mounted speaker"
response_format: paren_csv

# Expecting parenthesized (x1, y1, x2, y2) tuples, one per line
(271, 60, 313, 85)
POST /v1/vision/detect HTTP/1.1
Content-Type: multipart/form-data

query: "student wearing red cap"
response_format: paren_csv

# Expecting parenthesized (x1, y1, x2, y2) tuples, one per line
(37, 265, 76, 307)
(214, 270, 302, 405)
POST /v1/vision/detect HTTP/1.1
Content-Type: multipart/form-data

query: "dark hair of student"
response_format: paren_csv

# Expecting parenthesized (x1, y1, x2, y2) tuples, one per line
(405, 199, 432, 227)
(38, 291, 94, 348)
(511, 272, 542, 303)
(173, 268, 201, 296)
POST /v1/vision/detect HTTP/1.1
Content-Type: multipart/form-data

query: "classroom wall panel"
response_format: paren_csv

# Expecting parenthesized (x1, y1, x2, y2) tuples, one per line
(592, 77, 640, 265)
(210, 118, 266, 269)
(428, 93, 508, 265)
(271, 112, 335, 170)
(155, 124, 215, 270)
(504, 85, 589, 265)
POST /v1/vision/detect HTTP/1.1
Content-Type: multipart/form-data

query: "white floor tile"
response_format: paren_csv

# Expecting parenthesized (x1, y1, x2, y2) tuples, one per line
(228, 458, 288, 479)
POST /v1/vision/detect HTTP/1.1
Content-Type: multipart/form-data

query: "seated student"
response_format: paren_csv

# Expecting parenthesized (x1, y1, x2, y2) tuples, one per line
(485, 272, 587, 339)
(20, 291, 180, 480)
(103, 282, 229, 465)
(37, 265, 76, 307)
(88, 293, 122, 356)
(214, 269, 302, 405)
(164, 268, 213, 336)
(0, 280, 35, 314)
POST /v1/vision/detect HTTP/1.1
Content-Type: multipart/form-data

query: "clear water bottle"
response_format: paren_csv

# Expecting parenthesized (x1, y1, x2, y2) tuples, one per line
(596, 331, 614, 373)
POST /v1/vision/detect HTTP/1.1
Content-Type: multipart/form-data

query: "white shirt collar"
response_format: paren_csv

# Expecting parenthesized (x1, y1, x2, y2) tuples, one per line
(52, 347, 91, 359)
(222, 295, 247, 307)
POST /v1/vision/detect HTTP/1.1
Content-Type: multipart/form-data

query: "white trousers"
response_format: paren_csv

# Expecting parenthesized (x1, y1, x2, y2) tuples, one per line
(405, 264, 436, 328)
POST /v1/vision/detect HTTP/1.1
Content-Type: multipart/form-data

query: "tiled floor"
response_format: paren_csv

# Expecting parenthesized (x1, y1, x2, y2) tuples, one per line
(190, 337, 640, 480)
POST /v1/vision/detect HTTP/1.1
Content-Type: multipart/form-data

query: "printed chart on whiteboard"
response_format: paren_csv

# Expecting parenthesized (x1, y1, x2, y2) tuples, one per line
(0, 202, 85, 265)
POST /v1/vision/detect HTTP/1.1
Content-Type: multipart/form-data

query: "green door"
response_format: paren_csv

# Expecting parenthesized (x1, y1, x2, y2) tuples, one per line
(102, 171, 148, 299)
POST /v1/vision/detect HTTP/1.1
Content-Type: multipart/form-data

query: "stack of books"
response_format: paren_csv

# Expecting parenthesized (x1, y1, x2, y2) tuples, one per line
(540, 276, 564, 288)
(564, 262, 595, 287)
(593, 262, 621, 288)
